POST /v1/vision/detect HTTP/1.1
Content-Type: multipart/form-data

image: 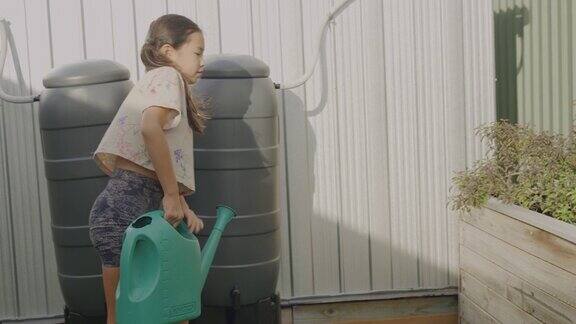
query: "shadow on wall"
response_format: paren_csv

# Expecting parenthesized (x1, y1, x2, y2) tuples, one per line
(279, 41, 456, 297)
(188, 62, 273, 213)
(493, 4, 530, 124)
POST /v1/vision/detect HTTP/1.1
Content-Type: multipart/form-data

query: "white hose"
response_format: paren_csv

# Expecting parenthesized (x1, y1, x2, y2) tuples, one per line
(278, 0, 358, 90)
(0, 19, 38, 103)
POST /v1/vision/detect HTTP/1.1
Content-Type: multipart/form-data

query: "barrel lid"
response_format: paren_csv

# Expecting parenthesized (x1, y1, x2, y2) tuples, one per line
(202, 54, 270, 78)
(43, 59, 131, 88)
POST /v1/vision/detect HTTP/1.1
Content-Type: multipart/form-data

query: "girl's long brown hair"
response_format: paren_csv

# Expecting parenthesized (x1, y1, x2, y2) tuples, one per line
(140, 14, 210, 134)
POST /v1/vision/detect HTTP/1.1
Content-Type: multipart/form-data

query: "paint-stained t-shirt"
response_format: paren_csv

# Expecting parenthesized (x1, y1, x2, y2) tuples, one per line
(94, 66, 195, 195)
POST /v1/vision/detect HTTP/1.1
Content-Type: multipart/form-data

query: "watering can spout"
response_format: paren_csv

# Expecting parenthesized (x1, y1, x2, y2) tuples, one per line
(200, 205, 236, 288)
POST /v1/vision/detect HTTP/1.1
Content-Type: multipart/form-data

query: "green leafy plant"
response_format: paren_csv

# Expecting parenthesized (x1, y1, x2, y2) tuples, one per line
(449, 120, 576, 224)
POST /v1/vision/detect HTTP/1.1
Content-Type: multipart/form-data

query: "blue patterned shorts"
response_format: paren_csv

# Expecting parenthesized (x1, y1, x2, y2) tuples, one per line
(89, 168, 163, 267)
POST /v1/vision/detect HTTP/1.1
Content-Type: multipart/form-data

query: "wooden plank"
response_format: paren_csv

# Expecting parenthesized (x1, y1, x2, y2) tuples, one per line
(462, 206, 576, 275)
(462, 208, 576, 274)
(460, 270, 540, 323)
(332, 313, 457, 324)
(292, 296, 456, 322)
(281, 287, 457, 306)
(459, 293, 498, 324)
(461, 244, 576, 323)
(460, 221, 576, 308)
(486, 198, 576, 244)
(281, 306, 293, 324)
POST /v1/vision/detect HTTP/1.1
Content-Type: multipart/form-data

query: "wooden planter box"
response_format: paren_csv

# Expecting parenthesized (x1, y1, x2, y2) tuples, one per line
(458, 198, 576, 323)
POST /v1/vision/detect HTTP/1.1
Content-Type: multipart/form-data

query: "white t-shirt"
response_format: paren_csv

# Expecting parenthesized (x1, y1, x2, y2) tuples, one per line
(94, 66, 196, 195)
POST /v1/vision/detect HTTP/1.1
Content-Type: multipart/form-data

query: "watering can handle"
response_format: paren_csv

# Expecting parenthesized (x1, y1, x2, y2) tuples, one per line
(155, 209, 192, 237)
(117, 232, 144, 298)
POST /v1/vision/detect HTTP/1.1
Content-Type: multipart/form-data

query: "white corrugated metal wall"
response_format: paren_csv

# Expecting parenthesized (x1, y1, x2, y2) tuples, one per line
(494, 0, 576, 135)
(0, 0, 495, 320)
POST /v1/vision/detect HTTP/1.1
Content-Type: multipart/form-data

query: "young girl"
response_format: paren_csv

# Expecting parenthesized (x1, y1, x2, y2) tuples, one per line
(88, 14, 208, 324)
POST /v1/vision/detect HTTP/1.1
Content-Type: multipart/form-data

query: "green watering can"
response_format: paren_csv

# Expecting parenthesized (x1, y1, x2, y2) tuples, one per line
(115, 205, 236, 324)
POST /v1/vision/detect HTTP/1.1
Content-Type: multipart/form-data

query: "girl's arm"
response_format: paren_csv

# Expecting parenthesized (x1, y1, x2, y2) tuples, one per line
(179, 195, 191, 210)
(141, 106, 183, 225)
(141, 106, 180, 195)
(141, 105, 203, 232)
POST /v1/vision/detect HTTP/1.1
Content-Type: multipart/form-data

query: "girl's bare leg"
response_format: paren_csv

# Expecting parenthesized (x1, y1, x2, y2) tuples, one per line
(102, 266, 120, 324)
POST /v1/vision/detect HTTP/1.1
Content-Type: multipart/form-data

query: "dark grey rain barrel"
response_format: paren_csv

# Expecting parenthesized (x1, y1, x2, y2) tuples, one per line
(39, 59, 133, 320)
(188, 54, 281, 321)
(38, 55, 281, 323)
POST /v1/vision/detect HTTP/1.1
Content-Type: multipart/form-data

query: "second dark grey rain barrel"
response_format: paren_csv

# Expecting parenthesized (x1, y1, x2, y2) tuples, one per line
(187, 54, 280, 307)
(39, 59, 133, 318)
